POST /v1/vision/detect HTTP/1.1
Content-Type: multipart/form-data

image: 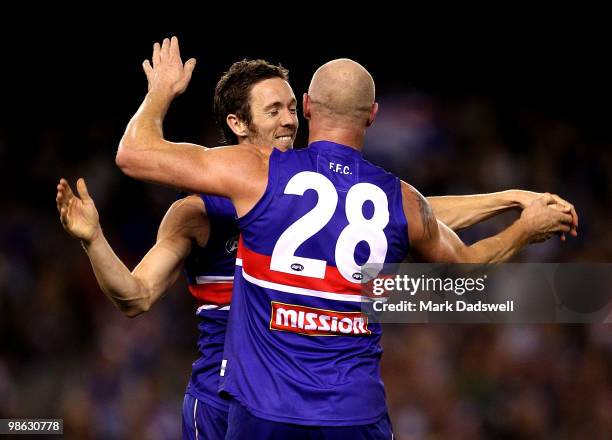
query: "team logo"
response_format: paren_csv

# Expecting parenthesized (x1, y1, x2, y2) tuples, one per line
(270, 301, 371, 336)
(225, 236, 239, 254)
(290, 263, 304, 272)
(352, 272, 363, 281)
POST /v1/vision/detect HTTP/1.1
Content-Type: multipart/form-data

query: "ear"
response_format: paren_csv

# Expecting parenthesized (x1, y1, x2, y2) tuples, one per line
(302, 93, 311, 120)
(366, 102, 378, 127)
(226, 114, 249, 138)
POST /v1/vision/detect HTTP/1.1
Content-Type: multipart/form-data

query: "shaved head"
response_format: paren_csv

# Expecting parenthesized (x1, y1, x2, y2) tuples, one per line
(307, 59, 376, 124)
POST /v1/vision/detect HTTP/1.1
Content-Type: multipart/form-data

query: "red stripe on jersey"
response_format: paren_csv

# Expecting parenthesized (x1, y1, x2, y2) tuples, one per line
(188, 283, 233, 305)
(238, 239, 362, 295)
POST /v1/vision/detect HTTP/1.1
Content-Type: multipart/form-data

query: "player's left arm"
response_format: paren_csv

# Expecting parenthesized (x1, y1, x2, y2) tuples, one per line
(403, 182, 574, 264)
(116, 36, 268, 216)
(427, 190, 578, 237)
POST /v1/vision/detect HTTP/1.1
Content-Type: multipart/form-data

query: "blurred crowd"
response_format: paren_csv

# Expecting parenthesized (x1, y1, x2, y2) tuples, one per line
(1, 90, 610, 438)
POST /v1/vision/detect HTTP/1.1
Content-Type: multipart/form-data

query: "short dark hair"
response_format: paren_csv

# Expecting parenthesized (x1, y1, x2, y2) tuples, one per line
(213, 59, 289, 145)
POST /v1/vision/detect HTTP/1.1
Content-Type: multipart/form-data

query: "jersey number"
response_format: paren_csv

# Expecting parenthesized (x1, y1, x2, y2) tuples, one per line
(270, 172, 389, 283)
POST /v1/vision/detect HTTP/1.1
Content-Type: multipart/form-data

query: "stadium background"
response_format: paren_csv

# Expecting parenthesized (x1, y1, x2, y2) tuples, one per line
(1, 24, 611, 438)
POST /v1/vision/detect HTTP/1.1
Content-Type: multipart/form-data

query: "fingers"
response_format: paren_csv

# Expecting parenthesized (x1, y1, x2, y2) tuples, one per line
(551, 193, 578, 229)
(63, 178, 75, 199)
(56, 178, 66, 209)
(556, 210, 573, 226)
(568, 205, 578, 236)
(60, 206, 69, 227)
(550, 194, 569, 209)
(551, 211, 572, 232)
(56, 178, 74, 211)
(148, 36, 193, 96)
(538, 191, 578, 239)
(549, 203, 571, 213)
(542, 192, 555, 205)
(568, 203, 578, 234)
(170, 36, 180, 62)
(183, 58, 197, 83)
(142, 59, 153, 81)
(76, 178, 92, 201)
(56, 180, 71, 227)
(161, 37, 170, 60)
(151, 36, 190, 68)
(153, 42, 161, 67)
(56, 182, 63, 211)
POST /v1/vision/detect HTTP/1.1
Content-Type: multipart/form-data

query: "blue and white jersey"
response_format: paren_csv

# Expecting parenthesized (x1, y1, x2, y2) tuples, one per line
(184, 194, 237, 411)
(219, 141, 409, 425)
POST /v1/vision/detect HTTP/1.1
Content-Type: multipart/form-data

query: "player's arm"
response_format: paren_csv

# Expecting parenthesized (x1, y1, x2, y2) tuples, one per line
(403, 182, 575, 263)
(115, 36, 268, 216)
(57, 178, 207, 317)
(427, 190, 578, 235)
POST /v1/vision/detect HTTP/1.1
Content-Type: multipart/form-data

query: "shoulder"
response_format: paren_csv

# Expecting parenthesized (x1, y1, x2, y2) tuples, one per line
(232, 143, 274, 160)
(361, 156, 396, 178)
(169, 194, 206, 215)
(400, 181, 437, 244)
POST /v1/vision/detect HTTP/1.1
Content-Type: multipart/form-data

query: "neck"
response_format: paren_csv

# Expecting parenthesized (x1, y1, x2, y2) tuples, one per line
(307, 120, 365, 152)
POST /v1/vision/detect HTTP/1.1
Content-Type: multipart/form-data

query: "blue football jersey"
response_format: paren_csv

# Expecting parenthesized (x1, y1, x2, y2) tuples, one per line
(219, 141, 409, 425)
(184, 194, 238, 411)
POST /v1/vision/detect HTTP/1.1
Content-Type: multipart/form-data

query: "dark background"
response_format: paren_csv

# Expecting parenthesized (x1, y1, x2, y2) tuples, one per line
(1, 22, 610, 438)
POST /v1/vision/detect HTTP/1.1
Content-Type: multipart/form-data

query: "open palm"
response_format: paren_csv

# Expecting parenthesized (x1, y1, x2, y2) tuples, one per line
(142, 36, 196, 97)
(56, 178, 100, 242)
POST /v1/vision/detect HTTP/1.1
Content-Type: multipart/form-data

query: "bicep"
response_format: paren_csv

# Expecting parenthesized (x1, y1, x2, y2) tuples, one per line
(121, 140, 268, 201)
(133, 196, 209, 304)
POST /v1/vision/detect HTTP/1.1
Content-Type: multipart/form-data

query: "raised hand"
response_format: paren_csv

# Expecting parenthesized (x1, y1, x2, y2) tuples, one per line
(56, 178, 101, 243)
(519, 193, 575, 244)
(142, 36, 196, 98)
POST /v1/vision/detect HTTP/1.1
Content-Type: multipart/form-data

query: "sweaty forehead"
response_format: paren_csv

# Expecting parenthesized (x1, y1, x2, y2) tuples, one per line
(249, 78, 296, 108)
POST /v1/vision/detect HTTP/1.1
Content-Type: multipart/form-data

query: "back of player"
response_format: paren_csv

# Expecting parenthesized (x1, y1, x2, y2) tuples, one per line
(220, 140, 409, 436)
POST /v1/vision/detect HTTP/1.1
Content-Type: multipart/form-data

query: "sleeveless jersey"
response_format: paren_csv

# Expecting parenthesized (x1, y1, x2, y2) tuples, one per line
(184, 194, 237, 411)
(219, 141, 409, 425)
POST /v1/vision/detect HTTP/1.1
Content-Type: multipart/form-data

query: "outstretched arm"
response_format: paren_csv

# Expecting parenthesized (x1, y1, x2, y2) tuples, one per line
(115, 36, 267, 216)
(427, 190, 578, 236)
(403, 182, 575, 264)
(57, 178, 207, 317)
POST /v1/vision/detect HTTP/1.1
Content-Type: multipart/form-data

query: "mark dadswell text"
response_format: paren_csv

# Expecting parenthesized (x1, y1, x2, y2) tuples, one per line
(422, 300, 514, 312)
(374, 300, 514, 313)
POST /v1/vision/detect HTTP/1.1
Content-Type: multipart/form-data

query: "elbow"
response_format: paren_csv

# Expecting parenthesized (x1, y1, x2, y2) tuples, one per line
(124, 308, 141, 318)
(115, 137, 137, 176)
(454, 246, 479, 264)
(117, 295, 151, 318)
(122, 301, 151, 318)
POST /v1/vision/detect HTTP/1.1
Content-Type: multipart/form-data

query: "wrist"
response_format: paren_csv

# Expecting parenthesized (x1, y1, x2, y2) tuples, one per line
(146, 87, 175, 106)
(513, 217, 532, 245)
(513, 190, 543, 209)
(82, 226, 103, 249)
(503, 190, 526, 209)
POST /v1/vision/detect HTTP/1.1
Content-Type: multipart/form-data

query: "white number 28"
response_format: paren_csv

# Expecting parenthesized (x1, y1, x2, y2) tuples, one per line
(270, 172, 389, 283)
